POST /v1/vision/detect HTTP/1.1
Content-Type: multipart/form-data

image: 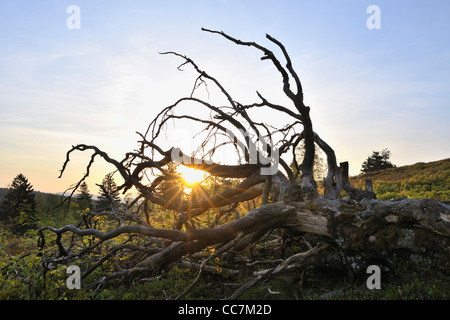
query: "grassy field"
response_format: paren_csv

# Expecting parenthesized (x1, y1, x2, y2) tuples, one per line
(348, 158, 450, 201)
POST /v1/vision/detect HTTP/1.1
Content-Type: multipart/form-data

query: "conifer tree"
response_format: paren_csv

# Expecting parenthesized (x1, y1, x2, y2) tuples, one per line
(0, 174, 37, 232)
(76, 181, 93, 211)
(97, 174, 121, 209)
(361, 149, 396, 173)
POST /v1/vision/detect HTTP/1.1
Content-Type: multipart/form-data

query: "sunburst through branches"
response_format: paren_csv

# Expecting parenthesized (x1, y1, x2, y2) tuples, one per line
(177, 165, 208, 189)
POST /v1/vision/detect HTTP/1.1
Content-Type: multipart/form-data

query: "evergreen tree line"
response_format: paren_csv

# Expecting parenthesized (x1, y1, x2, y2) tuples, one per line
(76, 173, 122, 211)
(0, 173, 123, 234)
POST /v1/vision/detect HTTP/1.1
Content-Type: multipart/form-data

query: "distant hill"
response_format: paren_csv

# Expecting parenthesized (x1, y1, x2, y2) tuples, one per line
(349, 158, 450, 201)
(0, 188, 65, 204)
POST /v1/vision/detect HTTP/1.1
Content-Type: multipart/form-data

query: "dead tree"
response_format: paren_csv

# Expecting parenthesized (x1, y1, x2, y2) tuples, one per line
(37, 29, 450, 299)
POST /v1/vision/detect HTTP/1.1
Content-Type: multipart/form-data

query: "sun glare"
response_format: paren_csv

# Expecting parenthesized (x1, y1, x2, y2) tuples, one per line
(177, 165, 207, 187)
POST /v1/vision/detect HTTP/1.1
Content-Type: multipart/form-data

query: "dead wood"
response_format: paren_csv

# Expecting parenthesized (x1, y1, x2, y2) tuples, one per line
(37, 28, 450, 299)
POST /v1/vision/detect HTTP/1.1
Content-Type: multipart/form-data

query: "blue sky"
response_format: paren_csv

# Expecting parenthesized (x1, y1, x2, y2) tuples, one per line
(1, 0, 449, 193)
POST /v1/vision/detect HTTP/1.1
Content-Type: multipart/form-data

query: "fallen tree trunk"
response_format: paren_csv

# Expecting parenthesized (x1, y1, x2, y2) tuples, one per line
(324, 197, 450, 274)
(134, 201, 330, 270)
(38, 195, 449, 298)
(142, 196, 449, 277)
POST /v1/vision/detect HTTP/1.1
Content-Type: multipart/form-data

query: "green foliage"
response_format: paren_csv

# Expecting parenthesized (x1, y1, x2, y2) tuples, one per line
(94, 265, 200, 300)
(350, 158, 450, 201)
(361, 149, 396, 173)
(0, 254, 93, 299)
(0, 174, 37, 233)
(97, 173, 121, 209)
(0, 174, 84, 234)
(76, 182, 94, 211)
(34, 193, 81, 228)
(332, 264, 450, 300)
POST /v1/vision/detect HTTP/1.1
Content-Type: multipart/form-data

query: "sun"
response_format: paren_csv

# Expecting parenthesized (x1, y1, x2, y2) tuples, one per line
(177, 165, 207, 187)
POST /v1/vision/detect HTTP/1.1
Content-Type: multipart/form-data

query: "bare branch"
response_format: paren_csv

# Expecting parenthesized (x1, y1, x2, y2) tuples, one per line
(34, 29, 450, 301)
(201, 28, 296, 101)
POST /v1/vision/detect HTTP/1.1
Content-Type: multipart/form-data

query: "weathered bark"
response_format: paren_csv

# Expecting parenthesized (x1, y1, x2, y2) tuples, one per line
(341, 161, 376, 201)
(313, 132, 342, 200)
(326, 197, 450, 274)
(135, 201, 330, 270)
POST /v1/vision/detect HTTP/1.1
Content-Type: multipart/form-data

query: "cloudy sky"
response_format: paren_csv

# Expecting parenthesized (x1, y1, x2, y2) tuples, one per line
(1, 0, 449, 193)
